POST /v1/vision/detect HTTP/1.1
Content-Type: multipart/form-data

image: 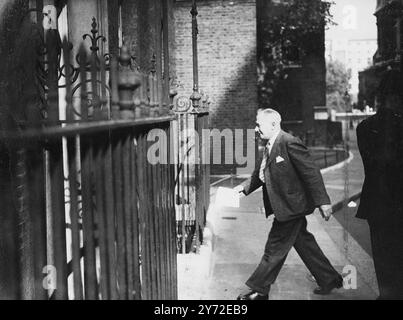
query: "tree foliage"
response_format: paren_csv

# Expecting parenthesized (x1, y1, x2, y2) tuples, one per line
(258, 0, 335, 108)
(326, 59, 352, 112)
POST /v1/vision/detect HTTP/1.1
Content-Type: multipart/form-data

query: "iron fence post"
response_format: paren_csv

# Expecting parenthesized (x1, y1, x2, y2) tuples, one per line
(117, 45, 142, 119)
(190, 0, 202, 111)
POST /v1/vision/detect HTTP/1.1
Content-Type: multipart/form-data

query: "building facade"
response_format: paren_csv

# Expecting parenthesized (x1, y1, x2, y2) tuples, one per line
(326, 38, 378, 102)
(359, 0, 403, 108)
(324, 0, 378, 104)
(172, 0, 258, 174)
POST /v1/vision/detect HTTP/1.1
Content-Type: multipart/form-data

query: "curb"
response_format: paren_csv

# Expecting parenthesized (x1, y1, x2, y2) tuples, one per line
(331, 191, 361, 214)
(176, 204, 217, 299)
(202, 203, 219, 276)
(320, 150, 354, 174)
(320, 150, 361, 213)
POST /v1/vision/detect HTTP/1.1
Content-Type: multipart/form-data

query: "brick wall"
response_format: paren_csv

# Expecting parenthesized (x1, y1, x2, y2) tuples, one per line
(172, 0, 258, 174)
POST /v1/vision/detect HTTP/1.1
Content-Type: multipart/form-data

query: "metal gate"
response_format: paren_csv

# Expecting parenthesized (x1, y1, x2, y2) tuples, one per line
(0, 4, 177, 300)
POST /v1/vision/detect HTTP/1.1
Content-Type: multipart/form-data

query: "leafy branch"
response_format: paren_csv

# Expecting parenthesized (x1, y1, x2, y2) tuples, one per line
(258, 0, 335, 107)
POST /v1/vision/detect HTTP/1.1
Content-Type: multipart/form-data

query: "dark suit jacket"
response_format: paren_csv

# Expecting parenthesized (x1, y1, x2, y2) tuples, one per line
(356, 108, 403, 221)
(243, 130, 331, 222)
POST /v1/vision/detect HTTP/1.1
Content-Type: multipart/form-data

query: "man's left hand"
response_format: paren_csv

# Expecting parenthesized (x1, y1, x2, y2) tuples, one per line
(319, 204, 333, 221)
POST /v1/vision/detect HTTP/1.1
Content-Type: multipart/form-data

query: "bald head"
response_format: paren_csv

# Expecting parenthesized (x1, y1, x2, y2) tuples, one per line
(258, 108, 282, 123)
(256, 108, 282, 140)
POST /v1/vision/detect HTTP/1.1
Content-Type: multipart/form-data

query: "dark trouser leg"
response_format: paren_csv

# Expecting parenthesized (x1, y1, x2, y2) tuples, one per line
(246, 217, 305, 295)
(370, 222, 393, 299)
(369, 216, 403, 300)
(293, 217, 342, 287)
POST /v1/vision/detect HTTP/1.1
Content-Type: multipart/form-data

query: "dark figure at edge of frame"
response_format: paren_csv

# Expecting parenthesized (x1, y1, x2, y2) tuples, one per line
(236, 108, 343, 300)
(356, 69, 403, 300)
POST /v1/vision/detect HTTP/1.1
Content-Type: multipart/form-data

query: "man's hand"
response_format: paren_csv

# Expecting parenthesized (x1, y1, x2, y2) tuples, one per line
(319, 204, 333, 221)
(234, 185, 245, 195)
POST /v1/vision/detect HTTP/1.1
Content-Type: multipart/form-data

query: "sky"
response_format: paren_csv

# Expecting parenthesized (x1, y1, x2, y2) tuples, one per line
(325, 0, 378, 41)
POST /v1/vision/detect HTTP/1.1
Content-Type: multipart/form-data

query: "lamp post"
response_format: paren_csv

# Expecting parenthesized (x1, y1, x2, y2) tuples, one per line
(190, 0, 202, 110)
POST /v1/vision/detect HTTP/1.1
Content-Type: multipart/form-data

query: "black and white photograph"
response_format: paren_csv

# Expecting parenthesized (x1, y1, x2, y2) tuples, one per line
(0, 0, 402, 304)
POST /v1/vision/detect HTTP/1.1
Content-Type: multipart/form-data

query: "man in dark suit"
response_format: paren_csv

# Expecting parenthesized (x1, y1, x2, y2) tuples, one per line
(356, 70, 403, 300)
(236, 108, 343, 300)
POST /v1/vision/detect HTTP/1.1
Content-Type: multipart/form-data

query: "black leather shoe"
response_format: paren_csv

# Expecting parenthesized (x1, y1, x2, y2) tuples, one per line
(313, 277, 343, 295)
(237, 290, 268, 300)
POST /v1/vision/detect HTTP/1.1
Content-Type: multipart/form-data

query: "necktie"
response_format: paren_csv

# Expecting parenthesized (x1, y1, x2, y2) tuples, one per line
(259, 142, 270, 183)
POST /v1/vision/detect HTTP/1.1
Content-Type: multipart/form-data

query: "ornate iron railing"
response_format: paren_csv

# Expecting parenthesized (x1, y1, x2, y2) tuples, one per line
(171, 92, 210, 254)
(171, 0, 211, 254)
(0, 17, 177, 300)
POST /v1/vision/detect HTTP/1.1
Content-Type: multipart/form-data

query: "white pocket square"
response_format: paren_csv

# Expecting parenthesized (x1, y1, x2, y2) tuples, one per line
(276, 156, 285, 163)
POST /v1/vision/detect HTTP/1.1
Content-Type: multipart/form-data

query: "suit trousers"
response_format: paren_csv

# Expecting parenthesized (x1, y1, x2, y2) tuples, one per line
(246, 216, 340, 295)
(369, 215, 403, 300)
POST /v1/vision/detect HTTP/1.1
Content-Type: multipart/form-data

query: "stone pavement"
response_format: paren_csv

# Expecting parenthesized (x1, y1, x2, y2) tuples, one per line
(178, 128, 379, 300)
